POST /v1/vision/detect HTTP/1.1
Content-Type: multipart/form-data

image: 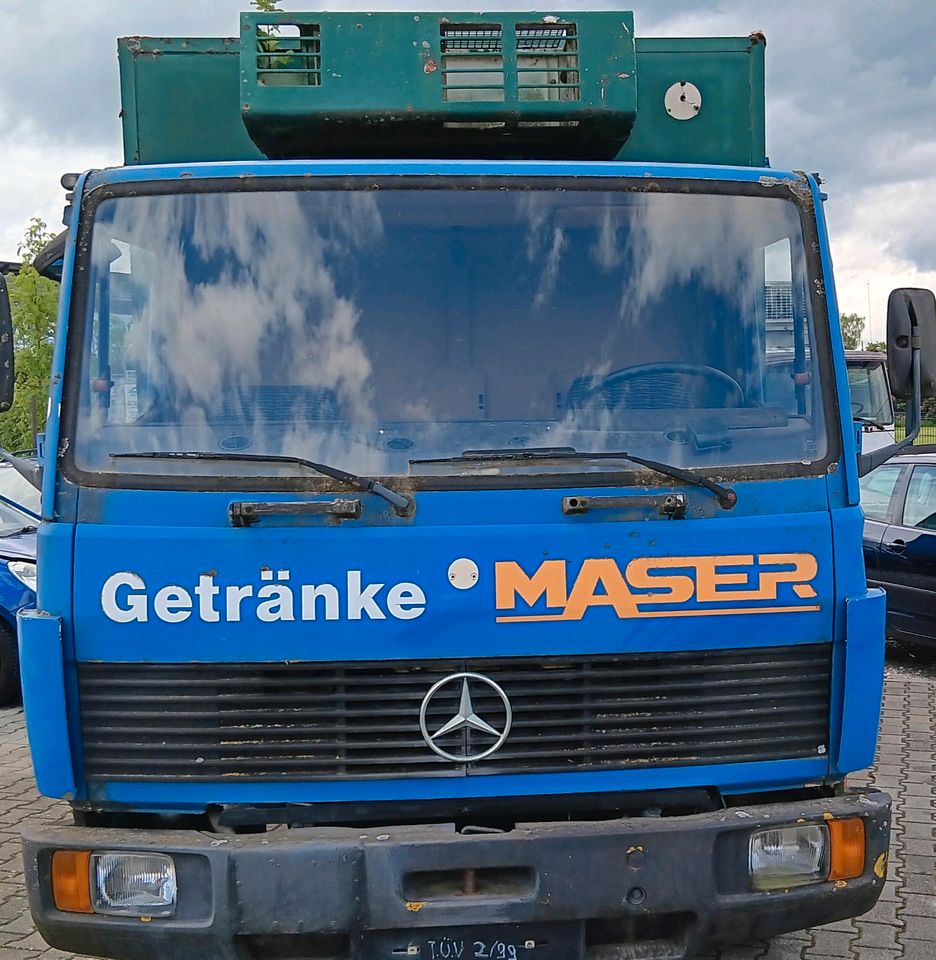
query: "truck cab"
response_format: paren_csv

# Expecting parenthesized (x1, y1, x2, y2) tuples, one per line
(8, 11, 936, 960)
(846, 351, 896, 453)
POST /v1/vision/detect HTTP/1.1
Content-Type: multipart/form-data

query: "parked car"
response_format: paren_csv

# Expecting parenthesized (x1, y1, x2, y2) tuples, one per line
(0, 462, 40, 516)
(0, 495, 37, 703)
(860, 448, 936, 646)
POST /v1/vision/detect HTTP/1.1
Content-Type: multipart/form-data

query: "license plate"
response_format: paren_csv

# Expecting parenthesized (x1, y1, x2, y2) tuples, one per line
(358, 923, 583, 960)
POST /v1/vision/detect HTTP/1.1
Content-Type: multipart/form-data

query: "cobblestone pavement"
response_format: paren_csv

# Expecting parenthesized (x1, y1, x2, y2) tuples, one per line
(0, 642, 933, 960)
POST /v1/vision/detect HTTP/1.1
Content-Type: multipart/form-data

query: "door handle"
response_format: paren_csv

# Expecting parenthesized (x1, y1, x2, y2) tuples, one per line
(883, 538, 907, 555)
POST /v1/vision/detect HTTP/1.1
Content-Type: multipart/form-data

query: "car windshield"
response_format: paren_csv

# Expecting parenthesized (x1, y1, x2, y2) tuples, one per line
(0, 498, 36, 537)
(0, 465, 40, 516)
(847, 361, 894, 425)
(69, 179, 830, 484)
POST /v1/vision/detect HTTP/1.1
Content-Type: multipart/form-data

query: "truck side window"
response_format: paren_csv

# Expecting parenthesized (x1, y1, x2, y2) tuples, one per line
(846, 363, 893, 423)
(859, 464, 903, 522)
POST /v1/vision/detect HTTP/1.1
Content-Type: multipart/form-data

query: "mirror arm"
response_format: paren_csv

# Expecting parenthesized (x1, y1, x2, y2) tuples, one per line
(858, 330, 922, 476)
(0, 447, 42, 490)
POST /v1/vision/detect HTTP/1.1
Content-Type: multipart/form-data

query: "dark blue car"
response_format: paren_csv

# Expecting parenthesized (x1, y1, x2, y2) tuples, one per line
(861, 448, 936, 646)
(0, 496, 37, 703)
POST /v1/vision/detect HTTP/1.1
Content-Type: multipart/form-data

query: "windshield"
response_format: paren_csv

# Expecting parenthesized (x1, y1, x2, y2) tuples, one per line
(68, 179, 830, 485)
(0, 498, 36, 537)
(0, 465, 40, 516)
(846, 361, 894, 425)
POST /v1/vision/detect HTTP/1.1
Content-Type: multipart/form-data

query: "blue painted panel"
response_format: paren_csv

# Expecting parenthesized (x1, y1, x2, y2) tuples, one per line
(48, 160, 869, 812)
(836, 588, 886, 774)
(71, 481, 834, 664)
(82, 476, 831, 528)
(84, 159, 802, 190)
(34, 522, 86, 801)
(41, 173, 88, 523)
(830, 506, 870, 617)
(809, 173, 859, 509)
(827, 505, 871, 764)
(36, 522, 75, 624)
(17, 610, 76, 799)
(95, 756, 829, 812)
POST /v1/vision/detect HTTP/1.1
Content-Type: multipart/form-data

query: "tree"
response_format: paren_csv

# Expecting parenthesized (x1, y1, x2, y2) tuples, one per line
(17, 218, 54, 264)
(839, 312, 865, 350)
(0, 219, 60, 452)
(865, 340, 886, 354)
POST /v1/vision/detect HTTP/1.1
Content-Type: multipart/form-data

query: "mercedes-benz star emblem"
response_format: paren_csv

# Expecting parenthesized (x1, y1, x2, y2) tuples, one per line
(419, 672, 512, 763)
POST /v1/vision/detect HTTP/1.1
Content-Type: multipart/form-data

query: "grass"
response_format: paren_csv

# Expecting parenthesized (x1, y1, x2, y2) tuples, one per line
(894, 418, 936, 443)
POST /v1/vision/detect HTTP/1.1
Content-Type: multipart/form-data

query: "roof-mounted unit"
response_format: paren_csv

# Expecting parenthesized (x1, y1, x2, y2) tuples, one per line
(117, 15, 766, 167)
(238, 11, 637, 160)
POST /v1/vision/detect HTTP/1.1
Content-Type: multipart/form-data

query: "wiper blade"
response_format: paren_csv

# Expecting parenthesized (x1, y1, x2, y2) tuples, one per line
(854, 416, 889, 430)
(411, 446, 579, 465)
(411, 447, 737, 510)
(410, 447, 579, 465)
(111, 451, 413, 513)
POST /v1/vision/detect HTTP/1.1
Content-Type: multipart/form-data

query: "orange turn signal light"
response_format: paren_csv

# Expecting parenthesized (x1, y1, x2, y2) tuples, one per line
(828, 818, 866, 881)
(51, 849, 93, 914)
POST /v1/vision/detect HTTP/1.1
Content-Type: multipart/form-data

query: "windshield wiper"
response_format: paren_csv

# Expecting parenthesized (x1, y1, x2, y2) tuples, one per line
(111, 451, 413, 513)
(410, 447, 737, 510)
(854, 416, 890, 431)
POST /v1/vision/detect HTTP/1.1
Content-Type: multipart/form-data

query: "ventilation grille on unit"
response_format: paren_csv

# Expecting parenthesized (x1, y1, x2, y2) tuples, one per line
(255, 22, 322, 86)
(440, 23, 505, 103)
(515, 22, 580, 102)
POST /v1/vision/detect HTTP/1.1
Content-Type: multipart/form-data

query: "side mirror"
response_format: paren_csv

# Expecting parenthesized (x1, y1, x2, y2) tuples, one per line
(887, 287, 936, 399)
(0, 274, 14, 412)
(859, 287, 936, 475)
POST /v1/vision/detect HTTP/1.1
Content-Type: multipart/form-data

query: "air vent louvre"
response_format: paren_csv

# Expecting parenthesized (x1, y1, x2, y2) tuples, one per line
(440, 23, 505, 103)
(256, 22, 322, 87)
(515, 22, 580, 102)
(78, 645, 832, 782)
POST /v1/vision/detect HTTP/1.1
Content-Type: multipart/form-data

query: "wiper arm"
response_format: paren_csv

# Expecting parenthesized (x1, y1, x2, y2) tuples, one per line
(111, 451, 413, 513)
(854, 416, 888, 431)
(411, 447, 737, 510)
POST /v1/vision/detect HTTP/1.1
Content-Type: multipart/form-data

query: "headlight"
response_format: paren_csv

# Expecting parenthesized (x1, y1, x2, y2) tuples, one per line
(8, 560, 36, 592)
(91, 852, 177, 917)
(749, 824, 829, 891)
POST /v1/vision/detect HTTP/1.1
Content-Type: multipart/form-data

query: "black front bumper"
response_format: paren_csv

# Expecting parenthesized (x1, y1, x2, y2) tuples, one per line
(23, 790, 890, 960)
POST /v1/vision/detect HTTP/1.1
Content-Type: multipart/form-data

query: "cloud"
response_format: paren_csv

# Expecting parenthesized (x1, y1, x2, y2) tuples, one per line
(0, 140, 103, 260)
(0, 2, 254, 151)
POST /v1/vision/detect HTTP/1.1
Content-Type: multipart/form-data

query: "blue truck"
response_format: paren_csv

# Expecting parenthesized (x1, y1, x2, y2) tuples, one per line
(4, 11, 936, 960)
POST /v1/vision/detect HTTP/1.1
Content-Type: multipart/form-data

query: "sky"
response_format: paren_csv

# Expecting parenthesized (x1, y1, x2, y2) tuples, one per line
(1, 0, 934, 342)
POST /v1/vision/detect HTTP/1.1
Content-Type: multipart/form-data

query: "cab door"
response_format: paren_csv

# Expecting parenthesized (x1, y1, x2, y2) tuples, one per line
(880, 464, 936, 644)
